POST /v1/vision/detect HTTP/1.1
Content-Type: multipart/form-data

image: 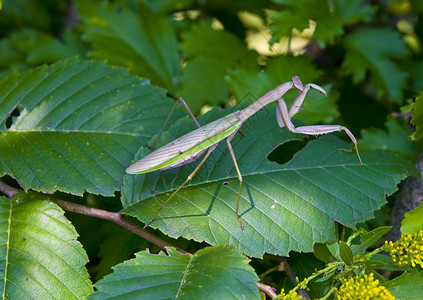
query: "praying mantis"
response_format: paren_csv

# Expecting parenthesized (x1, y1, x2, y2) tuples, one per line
(126, 76, 362, 229)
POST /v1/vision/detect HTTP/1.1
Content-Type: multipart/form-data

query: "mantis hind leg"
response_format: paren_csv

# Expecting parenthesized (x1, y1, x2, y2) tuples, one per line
(226, 131, 244, 229)
(149, 97, 201, 149)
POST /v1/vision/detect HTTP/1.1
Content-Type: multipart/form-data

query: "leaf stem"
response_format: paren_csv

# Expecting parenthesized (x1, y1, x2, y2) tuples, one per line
(53, 198, 189, 255)
(0, 180, 187, 254)
(281, 257, 310, 299)
(0, 181, 20, 198)
(256, 282, 278, 299)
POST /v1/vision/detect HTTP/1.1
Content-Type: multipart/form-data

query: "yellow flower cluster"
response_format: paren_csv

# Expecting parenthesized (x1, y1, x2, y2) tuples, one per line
(336, 273, 394, 300)
(278, 288, 302, 300)
(383, 230, 423, 268)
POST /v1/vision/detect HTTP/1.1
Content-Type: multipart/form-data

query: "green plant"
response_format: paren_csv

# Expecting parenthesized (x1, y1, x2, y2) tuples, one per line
(0, 0, 422, 299)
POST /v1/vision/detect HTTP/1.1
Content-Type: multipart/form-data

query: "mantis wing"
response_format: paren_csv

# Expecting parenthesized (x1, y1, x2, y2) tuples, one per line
(126, 111, 241, 174)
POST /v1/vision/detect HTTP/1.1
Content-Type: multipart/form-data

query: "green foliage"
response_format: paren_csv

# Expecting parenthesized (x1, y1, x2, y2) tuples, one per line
(410, 94, 423, 140)
(0, 0, 422, 298)
(77, 0, 181, 91)
(342, 28, 409, 101)
(384, 270, 423, 299)
(90, 245, 259, 299)
(0, 193, 92, 299)
(0, 58, 184, 196)
(401, 202, 423, 235)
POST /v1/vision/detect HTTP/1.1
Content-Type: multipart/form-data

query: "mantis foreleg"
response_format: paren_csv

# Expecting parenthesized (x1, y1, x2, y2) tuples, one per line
(276, 98, 362, 164)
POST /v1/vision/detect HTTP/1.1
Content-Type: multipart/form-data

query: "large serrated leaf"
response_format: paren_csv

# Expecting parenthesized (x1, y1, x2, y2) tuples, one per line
(0, 194, 92, 299)
(122, 106, 417, 257)
(76, 0, 181, 91)
(178, 23, 258, 111)
(342, 28, 409, 101)
(89, 245, 259, 299)
(384, 270, 423, 299)
(0, 58, 183, 196)
(270, 0, 344, 46)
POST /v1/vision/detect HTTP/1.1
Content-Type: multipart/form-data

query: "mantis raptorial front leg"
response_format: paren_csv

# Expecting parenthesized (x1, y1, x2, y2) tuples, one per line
(127, 75, 362, 230)
(276, 87, 362, 164)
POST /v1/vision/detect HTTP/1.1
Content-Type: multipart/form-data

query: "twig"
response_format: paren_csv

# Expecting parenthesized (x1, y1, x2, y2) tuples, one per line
(0, 181, 280, 296)
(281, 257, 310, 300)
(0, 181, 187, 254)
(0, 181, 20, 198)
(53, 199, 188, 255)
(257, 282, 278, 299)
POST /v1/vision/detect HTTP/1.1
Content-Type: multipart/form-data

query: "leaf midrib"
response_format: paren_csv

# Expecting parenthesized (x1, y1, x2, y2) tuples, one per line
(2, 200, 12, 300)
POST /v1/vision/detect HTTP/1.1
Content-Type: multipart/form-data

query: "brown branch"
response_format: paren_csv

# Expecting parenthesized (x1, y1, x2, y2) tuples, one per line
(52, 199, 188, 255)
(257, 282, 278, 299)
(281, 257, 310, 300)
(1, 181, 280, 297)
(0, 181, 20, 198)
(0, 181, 187, 254)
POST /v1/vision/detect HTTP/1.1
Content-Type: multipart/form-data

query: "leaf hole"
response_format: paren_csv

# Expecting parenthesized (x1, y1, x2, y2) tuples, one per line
(5, 105, 22, 129)
(267, 139, 308, 165)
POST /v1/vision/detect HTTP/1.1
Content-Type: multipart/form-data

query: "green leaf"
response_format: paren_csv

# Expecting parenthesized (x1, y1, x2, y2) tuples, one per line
(401, 202, 423, 235)
(384, 270, 423, 299)
(350, 226, 391, 255)
(313, 243, 336, 263)
(342, 28, 409, 101)
(0, 0, 52, 32)
(95, 222, 150, 280)
(76, 0, 181, 90)
(0, 58, 183, 196)
(122, 105, 417, 257)
(360, 118, 420, 161)
(270, 0, 344, 47)
(361, 260, 386, 269)
(338, 241, 353, 266)
(178, 23, 258, 111)
(10, 28, 88, 64)
(410, 95, 423, 141)
(143, 0, 193, 14)
(89, 245, 260, 299)
(333, 0, 375, 24)
(0, 193, 92, 299)
(0, 35, 25, 68)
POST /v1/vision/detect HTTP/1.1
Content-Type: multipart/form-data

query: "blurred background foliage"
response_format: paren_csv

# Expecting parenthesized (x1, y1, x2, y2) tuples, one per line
(1, 0, 422, 296)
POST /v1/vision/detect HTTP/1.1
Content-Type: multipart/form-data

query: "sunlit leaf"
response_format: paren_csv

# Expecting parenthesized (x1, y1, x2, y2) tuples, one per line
(0, 58, 183, 196)
(0, 193, 92, 299)
(270, 0, 344, 46)
(89, 245, 260, 299)
(401, 202, 423, 235)
(384, 270, 423, 299)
